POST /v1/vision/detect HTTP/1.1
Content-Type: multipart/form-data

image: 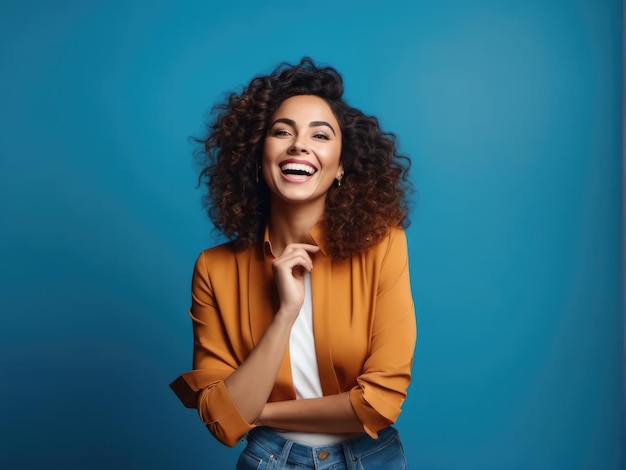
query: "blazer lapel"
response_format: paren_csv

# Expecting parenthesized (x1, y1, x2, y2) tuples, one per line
(311, 252, 341, 395)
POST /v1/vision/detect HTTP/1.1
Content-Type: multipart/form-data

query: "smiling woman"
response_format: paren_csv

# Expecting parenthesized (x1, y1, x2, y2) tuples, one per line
(262, 95, 344, 223)
(170, 58, 416, 469)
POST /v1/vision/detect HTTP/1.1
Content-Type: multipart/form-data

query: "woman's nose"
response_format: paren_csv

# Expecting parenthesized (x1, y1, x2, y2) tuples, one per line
(289, 138, 309, 154)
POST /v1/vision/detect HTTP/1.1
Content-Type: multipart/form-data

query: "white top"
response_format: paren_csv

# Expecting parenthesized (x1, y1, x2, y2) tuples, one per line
(277, 271, 348, 446)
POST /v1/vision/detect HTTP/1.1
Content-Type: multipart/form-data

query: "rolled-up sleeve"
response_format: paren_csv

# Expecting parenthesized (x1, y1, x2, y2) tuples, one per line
(169, 251, 254, 447)
(349, 228, 417, 438)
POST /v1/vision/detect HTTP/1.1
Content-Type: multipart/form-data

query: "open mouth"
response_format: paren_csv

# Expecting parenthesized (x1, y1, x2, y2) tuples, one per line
(280, 162, 317, 176)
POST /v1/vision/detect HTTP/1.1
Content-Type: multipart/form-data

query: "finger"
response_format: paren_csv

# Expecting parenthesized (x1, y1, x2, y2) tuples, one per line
(274, 253, 314, 272)
(281, 243, 320, 254)
(274, 247, 317, 267)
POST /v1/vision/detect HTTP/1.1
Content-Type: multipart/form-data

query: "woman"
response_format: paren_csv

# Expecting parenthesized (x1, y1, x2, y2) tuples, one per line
(171, 57, 416, 469)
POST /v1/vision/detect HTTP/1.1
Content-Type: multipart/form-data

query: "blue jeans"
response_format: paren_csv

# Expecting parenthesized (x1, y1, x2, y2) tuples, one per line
(236, 426, 408, 469)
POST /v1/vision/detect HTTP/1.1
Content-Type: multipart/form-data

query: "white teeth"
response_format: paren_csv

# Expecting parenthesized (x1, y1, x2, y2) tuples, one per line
(280, 163, 316, 175)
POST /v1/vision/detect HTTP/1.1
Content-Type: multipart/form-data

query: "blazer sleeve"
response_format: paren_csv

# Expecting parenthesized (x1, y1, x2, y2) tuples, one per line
(349, 228, 417, 438)
(169, 251, 254, 447)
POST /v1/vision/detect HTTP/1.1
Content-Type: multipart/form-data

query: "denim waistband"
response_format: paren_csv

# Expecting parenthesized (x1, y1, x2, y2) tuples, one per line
(246, 426, 398, 466)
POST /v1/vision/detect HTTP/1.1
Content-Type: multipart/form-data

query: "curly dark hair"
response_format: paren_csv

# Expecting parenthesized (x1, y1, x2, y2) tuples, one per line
(196, 57, 412, 258)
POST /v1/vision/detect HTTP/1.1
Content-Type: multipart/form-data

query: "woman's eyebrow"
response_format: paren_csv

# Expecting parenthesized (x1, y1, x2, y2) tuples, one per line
(270, 118, 336, 136)
(310, 121, 336, 136)
(271, 118, 296, 128)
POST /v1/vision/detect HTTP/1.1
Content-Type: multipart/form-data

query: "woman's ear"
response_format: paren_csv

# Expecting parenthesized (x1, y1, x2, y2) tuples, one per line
(335, 163, 344, 181)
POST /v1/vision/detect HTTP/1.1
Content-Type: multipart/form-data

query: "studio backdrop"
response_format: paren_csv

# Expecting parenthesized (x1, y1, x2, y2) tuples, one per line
(0, 1, 623, 469)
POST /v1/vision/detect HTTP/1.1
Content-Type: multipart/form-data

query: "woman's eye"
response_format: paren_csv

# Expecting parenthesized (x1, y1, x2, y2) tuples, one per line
(313, 133, 329, 140)
(273, 129, 291, 136)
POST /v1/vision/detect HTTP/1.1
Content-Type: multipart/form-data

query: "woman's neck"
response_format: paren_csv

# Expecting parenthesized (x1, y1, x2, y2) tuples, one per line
(268, 198, 324, 256)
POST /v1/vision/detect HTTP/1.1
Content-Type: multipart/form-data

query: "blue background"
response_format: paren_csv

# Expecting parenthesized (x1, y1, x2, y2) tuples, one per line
(1, 1, 623, 468)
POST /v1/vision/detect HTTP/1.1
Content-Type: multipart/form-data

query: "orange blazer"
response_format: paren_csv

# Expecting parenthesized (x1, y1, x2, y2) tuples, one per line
(170, 225, 417, 447)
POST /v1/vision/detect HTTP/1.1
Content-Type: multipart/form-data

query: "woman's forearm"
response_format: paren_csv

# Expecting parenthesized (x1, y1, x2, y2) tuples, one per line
(257, 392, 364, 434)
(223, 311, 294, 424)
(223, 244, 319, 425)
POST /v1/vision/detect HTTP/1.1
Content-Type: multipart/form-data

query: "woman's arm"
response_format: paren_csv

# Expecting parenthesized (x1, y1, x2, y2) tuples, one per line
(259, 228, 416, 437)
(257, 392, 364, 433)
(348, 229, 416, 437)
(222, 243, 320, 424)
(171, 243, 320, 446)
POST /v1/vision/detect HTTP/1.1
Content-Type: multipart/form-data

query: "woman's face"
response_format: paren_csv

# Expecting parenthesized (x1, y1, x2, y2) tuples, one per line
(262, 95, 343, 208)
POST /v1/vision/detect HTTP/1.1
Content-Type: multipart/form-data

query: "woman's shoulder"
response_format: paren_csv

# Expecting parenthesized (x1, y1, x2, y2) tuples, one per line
(368, 226, 408, 252)
(195, 240, 258, 267)
(199, 240, 235, 255)
(356, 227, 410, 284)
(355, 225, 409, 266)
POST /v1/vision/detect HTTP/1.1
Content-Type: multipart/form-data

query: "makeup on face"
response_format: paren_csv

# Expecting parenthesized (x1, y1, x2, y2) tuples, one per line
(262, 95, 343, 205)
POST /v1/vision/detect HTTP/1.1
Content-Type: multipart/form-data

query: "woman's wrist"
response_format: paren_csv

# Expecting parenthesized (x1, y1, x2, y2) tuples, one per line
(255, 403, 271, 427)
(274, 306, 300, 326)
